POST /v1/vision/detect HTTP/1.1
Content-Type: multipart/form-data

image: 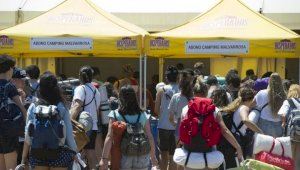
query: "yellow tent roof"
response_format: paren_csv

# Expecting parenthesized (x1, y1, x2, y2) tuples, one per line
(145, 0, 300, 58)
(0, 0, 148, 58)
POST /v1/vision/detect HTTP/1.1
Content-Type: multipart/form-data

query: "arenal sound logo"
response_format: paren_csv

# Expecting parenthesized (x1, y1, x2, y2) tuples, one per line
(275, 39, 296, 52)
(117, 37, 137, 50)
(0, 35, 14, 48)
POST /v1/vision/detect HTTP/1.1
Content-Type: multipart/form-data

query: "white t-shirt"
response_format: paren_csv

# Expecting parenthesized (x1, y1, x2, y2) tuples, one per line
(278, 98, 300, 117)
(254, 89, 281, 122)
(72, 83, 101, 130)
(232, 106, 247, 136)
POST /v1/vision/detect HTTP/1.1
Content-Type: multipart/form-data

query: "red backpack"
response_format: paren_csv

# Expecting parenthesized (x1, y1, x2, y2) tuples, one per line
(179, 97, 221, 152)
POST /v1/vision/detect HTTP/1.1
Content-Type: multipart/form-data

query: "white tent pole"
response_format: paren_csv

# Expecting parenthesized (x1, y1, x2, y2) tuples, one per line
(139, 55, 143, 108)
(144, 55, 147, 110)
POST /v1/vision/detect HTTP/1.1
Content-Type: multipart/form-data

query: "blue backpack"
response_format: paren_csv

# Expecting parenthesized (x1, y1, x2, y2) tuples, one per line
(27, 102, 66, 160)
(0, 82, 24, 138)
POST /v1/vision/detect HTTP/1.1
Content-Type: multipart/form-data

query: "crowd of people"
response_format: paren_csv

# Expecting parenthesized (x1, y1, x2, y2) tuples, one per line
(0, 54, 299, 170)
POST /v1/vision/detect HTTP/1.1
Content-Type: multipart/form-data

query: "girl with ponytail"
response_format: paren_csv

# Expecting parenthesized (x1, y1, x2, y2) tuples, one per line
(221, 87, 262, 158)
(70, 66, 101, 169)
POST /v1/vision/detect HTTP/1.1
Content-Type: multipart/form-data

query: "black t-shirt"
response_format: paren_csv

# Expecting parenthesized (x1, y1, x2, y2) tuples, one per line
(0, 79, 19, 101)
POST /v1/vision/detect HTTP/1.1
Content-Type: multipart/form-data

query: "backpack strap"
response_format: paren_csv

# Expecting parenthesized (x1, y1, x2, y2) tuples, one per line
(135, 112, 141, 124)
(163, 87, 172, 100)
(261, 103, 269, 111)
(184, 151, 191, 167)
(82, 85, 96, 110)
(119, 112, 141, 125)
(288, 98, 297, 110)
(120, 113, 129, 123)
(203, 152, 208, 168)
(232, 119, 244, 136)
(113, 110, 118, 120)
(294, 98, 300, 104)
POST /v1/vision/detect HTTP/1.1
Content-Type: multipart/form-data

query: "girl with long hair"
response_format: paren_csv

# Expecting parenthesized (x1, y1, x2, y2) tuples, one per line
(99, 85, 158, 170)
(253, 73, 286, 137)
(221, 87, 262, 158)
(21, 73, 77, 170)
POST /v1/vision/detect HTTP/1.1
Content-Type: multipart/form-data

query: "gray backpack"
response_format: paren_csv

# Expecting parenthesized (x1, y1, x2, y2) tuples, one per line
(116, 112, 150, 156)
(285, 98, 300, 141)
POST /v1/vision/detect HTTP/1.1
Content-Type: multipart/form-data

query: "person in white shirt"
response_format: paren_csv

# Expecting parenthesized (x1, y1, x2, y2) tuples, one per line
(278, 84, 300, 128)
(253, 73, 286, 138)
(70, 66, 101, 169)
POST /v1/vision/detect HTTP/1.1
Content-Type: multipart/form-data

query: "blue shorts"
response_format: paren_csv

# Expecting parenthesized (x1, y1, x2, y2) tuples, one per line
(258, 118, 283, 138)
(120, 154, 149, 170)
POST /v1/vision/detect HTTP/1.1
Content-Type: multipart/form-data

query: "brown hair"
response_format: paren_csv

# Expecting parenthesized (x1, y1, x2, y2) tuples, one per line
(268, 73, 286, 117)
(221, 87, 255, 113)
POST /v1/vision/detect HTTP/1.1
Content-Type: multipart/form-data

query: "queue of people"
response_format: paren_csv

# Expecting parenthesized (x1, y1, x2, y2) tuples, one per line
(0, 54, 299, 170)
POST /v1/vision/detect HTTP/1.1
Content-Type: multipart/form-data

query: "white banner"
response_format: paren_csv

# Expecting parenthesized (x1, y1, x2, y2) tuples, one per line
(30, 37, 93, 50)
(185, 41, 249, 54)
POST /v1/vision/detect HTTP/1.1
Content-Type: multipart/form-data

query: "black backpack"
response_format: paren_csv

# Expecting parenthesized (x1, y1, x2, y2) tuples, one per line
(117, 112, 150, 156)
(0, 82, 24, 138)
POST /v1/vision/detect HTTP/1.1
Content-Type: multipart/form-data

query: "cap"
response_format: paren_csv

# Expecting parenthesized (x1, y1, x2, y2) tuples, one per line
(12, 67, 27, 79)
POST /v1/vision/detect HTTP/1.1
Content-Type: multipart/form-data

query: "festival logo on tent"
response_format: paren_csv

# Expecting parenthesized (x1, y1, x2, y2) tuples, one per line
(150, 37, 169, 50)
(275, 39, 296, 53)
(200, 16, 248, 30)
(48, 13, 94, 25)
(116, 37, 137, 50)
(0, 35, 14, 48)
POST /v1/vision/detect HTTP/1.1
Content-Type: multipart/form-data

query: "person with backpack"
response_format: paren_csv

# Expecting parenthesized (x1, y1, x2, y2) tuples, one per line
(253, 73, 286, 137)
(176, 79, 243, 170)
(211, 87, 238, 169)
(20, 73, 78, 169)
(9, 67, 32, 165)
(99, 85, 158, 170)
(154, 65, 179, 170)
(176, 84, 243, 169)
(70, 66, 101, 169)
(95, 82, 117, 161)
(278, 84, 300, 136)
(221, 87, 263, 159)
(0, 55, 27, 170)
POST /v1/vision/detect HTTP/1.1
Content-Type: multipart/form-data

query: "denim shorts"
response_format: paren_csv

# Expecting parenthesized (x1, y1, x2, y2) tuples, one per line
(258, 118, 283, 138)
(120, 154, 149, 170)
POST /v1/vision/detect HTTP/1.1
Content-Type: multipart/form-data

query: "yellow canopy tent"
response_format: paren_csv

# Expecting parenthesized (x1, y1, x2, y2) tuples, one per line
(0, 0, 147, 58)
(145, 0, 300, 80)
(0, 0, 149, 107)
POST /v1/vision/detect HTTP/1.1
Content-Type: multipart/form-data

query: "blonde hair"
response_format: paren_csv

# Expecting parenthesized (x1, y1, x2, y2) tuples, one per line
(221, 97, 242, 113)
(287, 84, 300, 99)
(268, 73, 286, 117)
